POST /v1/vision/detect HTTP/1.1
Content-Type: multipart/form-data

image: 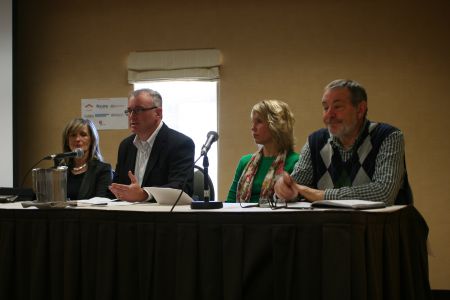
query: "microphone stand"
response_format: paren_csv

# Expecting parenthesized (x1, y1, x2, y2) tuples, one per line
(191, 152, 223, 209)
(203, 155, 210, 201)
(53, 158, 65, 168)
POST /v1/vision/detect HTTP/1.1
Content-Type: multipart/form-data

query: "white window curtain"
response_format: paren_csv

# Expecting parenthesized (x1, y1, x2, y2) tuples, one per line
(127, 49, 222, 83)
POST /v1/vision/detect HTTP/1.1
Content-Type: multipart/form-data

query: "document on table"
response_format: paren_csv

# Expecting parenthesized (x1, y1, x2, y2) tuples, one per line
(311, 199, 386, 209)
(146, 187, 193, 205)
(75, 197, 131, 206)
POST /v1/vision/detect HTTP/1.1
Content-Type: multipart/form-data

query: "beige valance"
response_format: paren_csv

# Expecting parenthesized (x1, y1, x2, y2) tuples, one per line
(127, 49, 222, 82)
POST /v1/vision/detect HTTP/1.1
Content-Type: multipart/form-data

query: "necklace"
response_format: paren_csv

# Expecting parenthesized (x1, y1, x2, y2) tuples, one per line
(72, 163, 87, 172)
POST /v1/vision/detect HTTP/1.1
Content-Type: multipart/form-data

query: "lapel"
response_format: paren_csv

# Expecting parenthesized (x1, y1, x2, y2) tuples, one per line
(126, 138, 138, 175)
(141, 123, 168, 186)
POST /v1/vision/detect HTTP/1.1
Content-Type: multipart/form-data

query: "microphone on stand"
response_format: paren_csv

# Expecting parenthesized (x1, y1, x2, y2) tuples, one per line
(200, 131, 219, 156)
(170, 131, 222, 212)
(191, 131, 222, 210)
(20, 148, 85, 188)
(43, 148, 84, 160)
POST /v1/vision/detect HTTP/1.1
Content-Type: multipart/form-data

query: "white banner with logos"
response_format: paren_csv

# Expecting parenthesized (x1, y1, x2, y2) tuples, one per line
(81, 98, 128, 130)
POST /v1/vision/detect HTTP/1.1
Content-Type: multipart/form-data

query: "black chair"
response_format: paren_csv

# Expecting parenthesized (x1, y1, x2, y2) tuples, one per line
(193, 165, 215, 201)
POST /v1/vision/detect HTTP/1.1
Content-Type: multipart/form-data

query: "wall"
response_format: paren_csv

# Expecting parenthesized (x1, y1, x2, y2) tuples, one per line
(15, 0, 450, 289)
(0, 0, 13, 186)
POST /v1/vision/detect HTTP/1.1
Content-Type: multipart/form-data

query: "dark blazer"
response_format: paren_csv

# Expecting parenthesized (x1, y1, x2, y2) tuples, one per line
(73, 160, 113, 199)
(113, 123, 195, 196)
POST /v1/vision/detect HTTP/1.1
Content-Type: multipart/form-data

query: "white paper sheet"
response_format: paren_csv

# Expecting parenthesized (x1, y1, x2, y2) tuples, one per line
(146, 187, 193, 205)
(76, 197, 132, 206)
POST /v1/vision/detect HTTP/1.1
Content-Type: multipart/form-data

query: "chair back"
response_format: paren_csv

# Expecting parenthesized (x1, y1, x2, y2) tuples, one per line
(193, 165, 215, 201)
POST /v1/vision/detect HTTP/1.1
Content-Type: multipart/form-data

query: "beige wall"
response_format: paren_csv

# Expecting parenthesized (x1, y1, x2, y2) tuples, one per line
(15, 0, 450, 289)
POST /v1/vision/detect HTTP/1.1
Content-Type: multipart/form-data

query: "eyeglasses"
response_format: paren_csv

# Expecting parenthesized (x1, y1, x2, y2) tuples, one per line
(239, 194, 314, 210)
(266, 194, 288, 210)
(239, 194, 287, 210)
(124, 106, 158, 116)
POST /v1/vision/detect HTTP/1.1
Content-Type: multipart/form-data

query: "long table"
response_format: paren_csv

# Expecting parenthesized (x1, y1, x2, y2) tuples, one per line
(0, 203, 431, 300)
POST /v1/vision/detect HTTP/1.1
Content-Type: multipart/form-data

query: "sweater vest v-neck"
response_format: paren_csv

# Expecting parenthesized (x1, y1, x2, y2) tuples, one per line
(308, 121, 413, 205)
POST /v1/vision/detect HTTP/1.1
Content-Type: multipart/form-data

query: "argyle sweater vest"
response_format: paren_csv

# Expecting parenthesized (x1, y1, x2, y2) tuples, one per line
(308, 121, 413, 205)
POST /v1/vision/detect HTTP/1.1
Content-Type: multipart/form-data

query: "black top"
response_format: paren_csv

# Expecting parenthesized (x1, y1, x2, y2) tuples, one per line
(67, 172, 85, 200)
(67, 160, 113, 200)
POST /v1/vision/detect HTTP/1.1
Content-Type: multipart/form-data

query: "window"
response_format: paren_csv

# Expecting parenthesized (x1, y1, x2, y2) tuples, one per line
(134, 81, 218, 198)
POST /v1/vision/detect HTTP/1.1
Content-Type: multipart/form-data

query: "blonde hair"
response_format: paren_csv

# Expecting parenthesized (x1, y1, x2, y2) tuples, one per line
(62, 118, 103, 162)
(251, 100, 295, 153)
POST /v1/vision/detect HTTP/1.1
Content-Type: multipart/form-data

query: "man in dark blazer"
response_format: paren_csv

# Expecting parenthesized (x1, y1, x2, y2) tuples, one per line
(109, 89, 195, 201)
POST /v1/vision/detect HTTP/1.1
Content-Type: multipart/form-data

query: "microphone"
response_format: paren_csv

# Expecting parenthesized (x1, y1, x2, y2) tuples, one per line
(171, 131, 222, 212)
(190, 131, 222, 210)
(44, 148, 84, 160)
(19, 148, 84, 189)
(200, 131, 219, 156)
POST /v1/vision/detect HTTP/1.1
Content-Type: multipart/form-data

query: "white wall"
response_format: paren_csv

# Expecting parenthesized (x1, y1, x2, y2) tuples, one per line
(0, 0, 13, 186)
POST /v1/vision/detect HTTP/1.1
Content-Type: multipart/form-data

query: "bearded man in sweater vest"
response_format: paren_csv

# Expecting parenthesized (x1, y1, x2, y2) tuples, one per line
(275, 79, 412, 205)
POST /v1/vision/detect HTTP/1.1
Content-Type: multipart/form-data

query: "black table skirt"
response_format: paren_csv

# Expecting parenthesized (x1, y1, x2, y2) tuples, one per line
(0, 206, 431, 300)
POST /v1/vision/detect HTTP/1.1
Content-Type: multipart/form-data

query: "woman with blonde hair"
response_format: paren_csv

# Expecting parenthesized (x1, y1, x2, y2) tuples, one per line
(227, 100, 299, 204)
(62, 118, 112, 200)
